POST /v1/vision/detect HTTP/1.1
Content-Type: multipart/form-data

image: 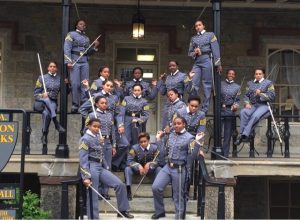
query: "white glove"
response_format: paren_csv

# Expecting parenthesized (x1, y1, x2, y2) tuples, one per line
(132, 118, 138, 123)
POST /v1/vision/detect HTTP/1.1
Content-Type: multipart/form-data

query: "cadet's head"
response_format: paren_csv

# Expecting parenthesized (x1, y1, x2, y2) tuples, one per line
(188, 96, 201, 113)
(138, 132, 150, 148)
(168, 60, 179, 73)
(98, 66, 110, 79)
(95, 96, 108, 110)
(103, 80, 114, 93)
(195, 20, 205, 33)
(167, 88, 179, 102)
(75, 19, 86, 31)
(47, 61, 58, 74)
(132, 84, 143, 97)
(173, 116, 187, 132)
(226, 69, 236, 81)
(87, 118, 101, 134)
(254, 68, 265, 81)
(132, 67, 143, 79)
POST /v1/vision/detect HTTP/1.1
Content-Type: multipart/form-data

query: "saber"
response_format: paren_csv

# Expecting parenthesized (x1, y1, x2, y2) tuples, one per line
(72, 34, 102, 67)
(37, 53, 47, 93)
(203, 146, 239, 165)
(210, 53, 216, 96)
(267, 102, 283, 144)
(178, 164, 183, 219)
(132, 151, 160, 198)
(232, 72, 247, 105)
(87, 89, 103, 138)
(88, 185, 126, 218)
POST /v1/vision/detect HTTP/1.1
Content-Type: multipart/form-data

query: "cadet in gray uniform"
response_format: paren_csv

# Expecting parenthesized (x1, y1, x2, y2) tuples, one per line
(235, 68, 275, 145)
(152, 116, 205, 219)
(114, 67, 158, 100)
(33, 61, 65, 154)
(221, 69, 240, 157)
(79, 118, 134, 219)
(79, 80, 119, 118)
(161, 88, 186, 133)
(173, 96, 206, 136)
(85, 96, 116, 200)
(188, 20, 222, 113)
(119, 84, 150, 146)
(157, 60, 194, 98)
(124, 132, 161, 200)
(86, 66, 110, 97)
(64, 19, 100, 113)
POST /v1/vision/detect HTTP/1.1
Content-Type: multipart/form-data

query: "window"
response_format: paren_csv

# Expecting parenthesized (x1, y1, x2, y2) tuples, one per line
(269, 180, 300, 219)
(268, 49, 300, 122)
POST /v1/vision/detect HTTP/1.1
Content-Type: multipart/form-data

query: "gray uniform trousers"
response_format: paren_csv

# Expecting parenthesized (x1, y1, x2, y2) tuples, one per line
(33, 98, 57, 133)
(111, 134, 130, 169)
(99, 139, 113, 196)
(87, 161, 129, 219)
(152, 164, 188, 219)
(240, 104, 269, 137)
(70, 62, 89, 108)
(221, 107, 235, 157)
(190, 54, 213, 113)
(125, 166, 161, 186)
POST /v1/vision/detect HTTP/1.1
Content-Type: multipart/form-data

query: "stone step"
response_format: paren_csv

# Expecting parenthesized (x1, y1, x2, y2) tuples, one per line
(99, 197, 198, 214)
(107, 184, 196, 198)
(95, 213, 200, 219)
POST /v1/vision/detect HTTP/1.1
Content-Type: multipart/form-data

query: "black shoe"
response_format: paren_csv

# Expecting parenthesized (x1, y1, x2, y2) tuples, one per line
(55, 124, 66, 133)
(151, 212, 166, 219)
(42, 145, 48, 155)
(41, 134, 47, 145)
(71, 107, 78, 113)
(117, 211, 134, 218)
(127, 186, 132, 201)
(103, 194, 110, 200)
(234, 135, 243, 145)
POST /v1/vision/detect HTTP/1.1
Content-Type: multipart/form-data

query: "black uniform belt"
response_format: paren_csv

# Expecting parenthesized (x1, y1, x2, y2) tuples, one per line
(222, 104, 232, 108)
(200, 51, 210, 56)
(88, 156, 102, 163)
(71, 51, 87, 56)
(126, 111, 141, 117)
(187, 125, 197, 132)
(102, 135, 112, 139)
(168, 160, 186, 169)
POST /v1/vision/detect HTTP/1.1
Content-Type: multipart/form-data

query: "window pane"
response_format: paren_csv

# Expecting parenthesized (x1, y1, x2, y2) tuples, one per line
(291, 183, 300, 206)
(270, 182, 289, 206)
(270, 207, 289, 219)
(290, 208, 300, 219)
(117, 48, 136, 61)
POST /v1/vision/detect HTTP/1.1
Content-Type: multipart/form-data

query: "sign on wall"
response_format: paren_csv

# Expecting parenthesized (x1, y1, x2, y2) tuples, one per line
(0, 122, 18, 172)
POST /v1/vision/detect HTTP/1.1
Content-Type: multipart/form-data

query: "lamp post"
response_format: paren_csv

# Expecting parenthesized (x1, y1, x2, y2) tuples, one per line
(132, 0, 145, 40)
(212, 0, 223, 160)
(56, 0, 70, 158)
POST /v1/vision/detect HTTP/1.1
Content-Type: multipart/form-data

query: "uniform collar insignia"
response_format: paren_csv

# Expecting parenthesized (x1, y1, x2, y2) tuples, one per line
(48, 72, 57, 77)
(133, 95, 142, 99)
(96, 108, 106, 114)
(226, 79, 234, 84)
(133, 78, 142, 82)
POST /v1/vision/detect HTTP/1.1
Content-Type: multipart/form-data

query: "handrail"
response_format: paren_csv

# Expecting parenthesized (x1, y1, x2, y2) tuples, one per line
(197, 155, 226, 219)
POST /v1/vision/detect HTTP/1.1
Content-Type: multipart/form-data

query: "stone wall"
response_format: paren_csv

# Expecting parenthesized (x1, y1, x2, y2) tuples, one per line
(0, 2, 300, 153)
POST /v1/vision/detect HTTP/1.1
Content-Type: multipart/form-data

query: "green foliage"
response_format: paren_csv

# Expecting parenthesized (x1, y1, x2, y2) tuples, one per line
(22, 190, 51, 219)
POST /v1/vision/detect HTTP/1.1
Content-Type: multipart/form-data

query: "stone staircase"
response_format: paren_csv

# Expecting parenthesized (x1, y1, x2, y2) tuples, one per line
(98, 171, 199, 219)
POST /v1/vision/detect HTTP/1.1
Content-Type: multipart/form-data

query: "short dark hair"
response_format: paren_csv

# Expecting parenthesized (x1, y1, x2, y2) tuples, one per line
(74, 19, 86, 29)
(132, 67, 143, 75)
(103, 79, 113, 86)
(226, 69, 236, 75)
(47, 61, 58, 68)
(98, 66, 109, 77)
(168, 60, 179, 66)
(254, 67, 265, 74)
(188, 96, 201, 104)
(138, 132, 150, 141)
(195, 20, 205, 25)
(87, 118, 100, 126)
(173, 116, 187, 126)
(94, 96, 107, 104)
(167, 88, 179, 95)
(132, 83, 143, 91)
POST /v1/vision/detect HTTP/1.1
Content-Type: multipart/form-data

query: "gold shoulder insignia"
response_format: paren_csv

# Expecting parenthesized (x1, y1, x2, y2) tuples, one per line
(129, 149, 136, 157)
(79, 142, 88, 150)
(144, 105, 150, 110)
(91, 82, 97, 90)
(36, 80, 42, 88)
(211, 35, 217, 43)
(190, 140, 196, 150)
(85, 117, 90, 127)
(268, 85, 275, 91)
(121, 100, 127, 106)
(65, 34, 73, 42)
(200, 118, 206, 126)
